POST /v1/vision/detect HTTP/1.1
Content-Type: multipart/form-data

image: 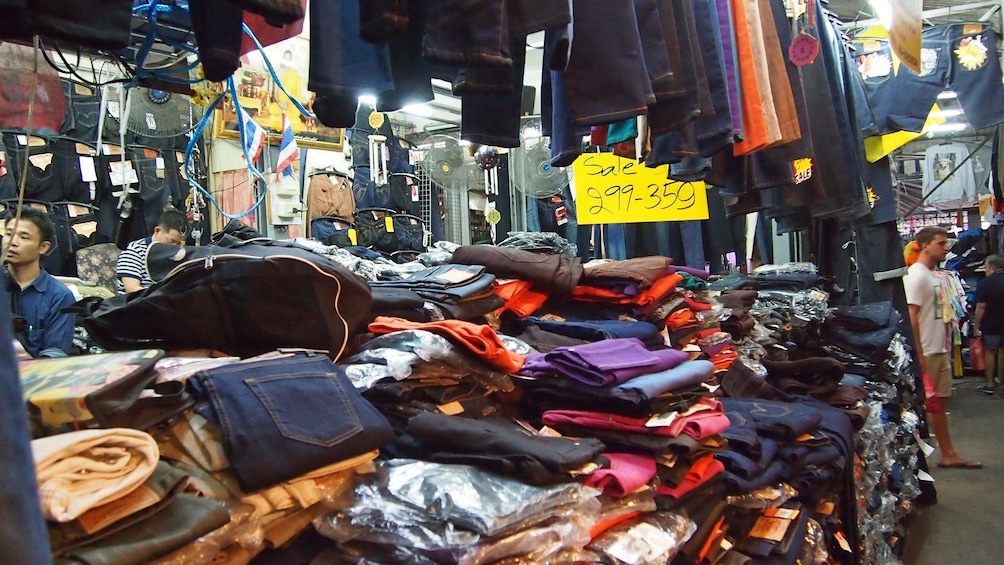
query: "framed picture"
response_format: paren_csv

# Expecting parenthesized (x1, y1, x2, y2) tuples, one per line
(213, 36, 344, 151)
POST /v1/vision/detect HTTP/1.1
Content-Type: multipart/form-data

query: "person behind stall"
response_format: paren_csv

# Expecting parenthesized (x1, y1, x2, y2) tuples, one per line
(2, 207, 75, 358)
(116, 208, 188, 294)
(973, 255, 1004, 395)
(904, 226, 982, 469)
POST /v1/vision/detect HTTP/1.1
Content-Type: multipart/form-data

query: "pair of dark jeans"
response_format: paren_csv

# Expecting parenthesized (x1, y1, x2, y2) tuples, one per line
(861, 24, 1004, 133)
(369, 264, 493, 301)
(60, 80, 101, 144)
(308, 0, 393, 127)
(2, 132, 68, 203)
(401, 412, 605, 485)
(521, 317, 661, 345)
(189, 353, 394, 491)
(0, 283, 51, 563)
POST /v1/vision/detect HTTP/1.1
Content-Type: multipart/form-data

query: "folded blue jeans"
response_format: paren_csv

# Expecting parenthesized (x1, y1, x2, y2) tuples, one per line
(612, 359, 714, 402)
(189, 353, 394, 491)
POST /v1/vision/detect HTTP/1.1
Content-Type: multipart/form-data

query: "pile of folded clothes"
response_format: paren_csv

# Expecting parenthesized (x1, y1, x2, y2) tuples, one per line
(17, 235, 917, 564)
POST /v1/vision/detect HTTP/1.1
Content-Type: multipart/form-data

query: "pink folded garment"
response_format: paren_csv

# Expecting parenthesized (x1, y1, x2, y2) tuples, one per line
(583, 453, 656, 497)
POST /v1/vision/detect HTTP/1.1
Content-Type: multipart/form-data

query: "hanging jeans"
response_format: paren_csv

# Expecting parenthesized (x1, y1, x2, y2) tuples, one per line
(861, 24, 1004, 134)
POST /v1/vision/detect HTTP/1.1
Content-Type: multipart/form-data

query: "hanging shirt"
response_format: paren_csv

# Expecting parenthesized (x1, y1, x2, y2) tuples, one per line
(923, 143, 977, 203)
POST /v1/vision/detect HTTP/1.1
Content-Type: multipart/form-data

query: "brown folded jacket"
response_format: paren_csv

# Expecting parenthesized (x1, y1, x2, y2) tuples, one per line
(450, 245, 582, 295)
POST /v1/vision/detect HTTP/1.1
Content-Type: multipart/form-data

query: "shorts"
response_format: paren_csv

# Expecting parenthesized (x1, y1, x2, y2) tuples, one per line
(926, 352, 952, 398)
(982, 334, 1004, 350)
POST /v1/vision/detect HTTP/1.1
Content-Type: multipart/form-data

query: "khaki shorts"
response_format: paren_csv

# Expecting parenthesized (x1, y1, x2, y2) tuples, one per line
(926, 352, 952, 398)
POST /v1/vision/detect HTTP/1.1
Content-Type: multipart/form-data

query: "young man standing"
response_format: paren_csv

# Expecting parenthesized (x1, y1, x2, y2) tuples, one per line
(3, 207, 76, 358)
(904, 226, 982, 469)
(115, 208, 188, 294)
(973, 254, 1004, 395)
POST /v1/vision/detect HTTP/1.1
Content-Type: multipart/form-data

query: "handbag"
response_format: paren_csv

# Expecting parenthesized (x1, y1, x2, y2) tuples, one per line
(18, 350, 193, 434)
(971, 337, 986, 372)
(80, 240, 373, 359)
(922, 372, 943, 414)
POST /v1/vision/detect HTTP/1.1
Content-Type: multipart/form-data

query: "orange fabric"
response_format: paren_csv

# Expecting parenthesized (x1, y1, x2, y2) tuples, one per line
(571, 274, 684, 317)
(758, 0, 801, 145)
(494, 280, 550, 318)
(730, 0, 771, 155)
(666, 309, 696, 331)
(589, 511, 642, 540)
(368, 316, 525, 373)
(711, 346, 738, 372)
(697, 515, 729, 563)
(903, 240, 921, 266)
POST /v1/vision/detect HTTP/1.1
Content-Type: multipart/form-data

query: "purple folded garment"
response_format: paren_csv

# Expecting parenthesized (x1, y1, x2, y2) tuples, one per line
(519, 353, 555, 378)
(542, 338, 691, 386)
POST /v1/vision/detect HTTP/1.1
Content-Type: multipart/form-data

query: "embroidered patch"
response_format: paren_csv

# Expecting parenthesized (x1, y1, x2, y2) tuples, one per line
(955, 35, 988, 71)
(918, 48, 939, 76)
(858, 52, 892, 79)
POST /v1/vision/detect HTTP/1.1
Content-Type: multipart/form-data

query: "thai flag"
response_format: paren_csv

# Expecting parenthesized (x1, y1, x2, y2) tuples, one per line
(276, 112, 300, 178)
(237, 106, 266, 164)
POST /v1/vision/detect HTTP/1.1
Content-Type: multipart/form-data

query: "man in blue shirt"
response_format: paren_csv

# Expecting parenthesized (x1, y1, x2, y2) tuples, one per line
(3, 207, 75, 358)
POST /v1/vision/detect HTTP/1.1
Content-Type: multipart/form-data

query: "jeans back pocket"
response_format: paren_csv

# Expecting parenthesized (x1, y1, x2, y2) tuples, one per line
(246, 372, 364, 448)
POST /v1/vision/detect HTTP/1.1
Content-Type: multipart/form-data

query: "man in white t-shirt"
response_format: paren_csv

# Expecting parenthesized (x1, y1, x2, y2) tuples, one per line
(904, 226, 981, 469)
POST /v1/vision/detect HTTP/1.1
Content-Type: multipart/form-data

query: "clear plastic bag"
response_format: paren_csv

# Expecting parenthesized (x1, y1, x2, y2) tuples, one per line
(383, 459, 600, 536)
(726, 483, 798, 510)
(149, 501, 262, 565)
(753, 262, 818, 276)
(801, 518, 829, 565)
(587, 512, 697, 565)
(456, 498, 600, 565)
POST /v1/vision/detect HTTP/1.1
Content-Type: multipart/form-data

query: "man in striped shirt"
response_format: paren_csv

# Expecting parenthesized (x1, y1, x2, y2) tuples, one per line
(115, 209, 188, 293)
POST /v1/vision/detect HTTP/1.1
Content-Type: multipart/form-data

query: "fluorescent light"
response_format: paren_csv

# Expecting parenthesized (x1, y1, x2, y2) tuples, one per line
(937, 91, 958, 100)
(931, 108, 964, 118)
(358, 95, 377, 105)
(869, 0, 893, 29)
(926, 123, 969, 134)
(400, 104, 433, 117)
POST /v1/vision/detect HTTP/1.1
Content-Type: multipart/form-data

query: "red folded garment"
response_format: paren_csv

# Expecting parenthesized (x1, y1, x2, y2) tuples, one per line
(655, 454, 724, 499)
(368, 316, 525, 373)
(494, 280, 550, 318)
(583, 452, 656, 497)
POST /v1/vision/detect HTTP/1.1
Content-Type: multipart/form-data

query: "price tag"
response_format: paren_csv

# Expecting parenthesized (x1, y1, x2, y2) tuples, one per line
(347, 228, 358, 246)
(792, 158, 813, 185)
(645, 412, 679, 428)
(108, 161, 139, 186)
(384, 216, 395, 232)
(437, 401, 464, 415)
(835, 531, 852, 553)
(572, 154, 709, 225)
(748, 516, 790, 542)
(28, 153, 53, 171)
(108, 100, 120, 119)
(145, 112, 157, 130)
(79, 156, 98, 182)
(411, 183, 420, 202)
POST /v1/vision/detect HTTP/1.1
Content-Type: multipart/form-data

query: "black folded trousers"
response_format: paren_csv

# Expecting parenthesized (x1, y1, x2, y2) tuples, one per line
(403, 412, 605, 485)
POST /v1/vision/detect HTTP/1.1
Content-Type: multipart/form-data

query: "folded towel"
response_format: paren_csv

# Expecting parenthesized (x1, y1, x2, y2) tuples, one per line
(33, 428, 159, 522)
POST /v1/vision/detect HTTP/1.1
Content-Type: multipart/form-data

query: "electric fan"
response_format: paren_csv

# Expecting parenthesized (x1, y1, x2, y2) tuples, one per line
(106, 86, 203, 138)
(419, 134, 476, 192)
(510, 118, 568, 198)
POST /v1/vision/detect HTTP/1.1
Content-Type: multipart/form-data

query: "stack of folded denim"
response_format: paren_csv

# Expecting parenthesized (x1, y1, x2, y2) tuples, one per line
(369, 264, 504, 321)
